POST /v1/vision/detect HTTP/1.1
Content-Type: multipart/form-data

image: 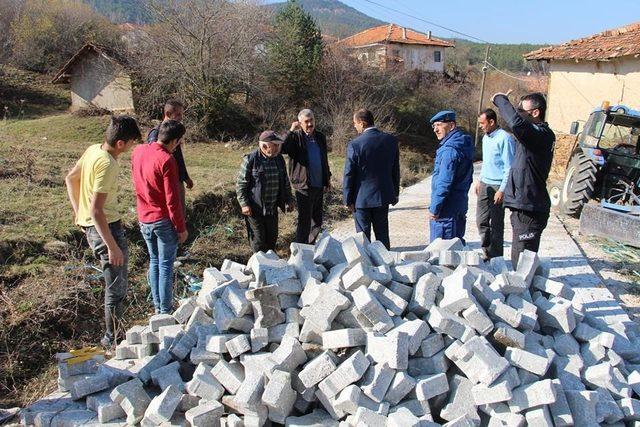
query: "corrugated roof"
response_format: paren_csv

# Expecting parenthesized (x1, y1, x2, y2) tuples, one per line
(524, 22, 640, 61)
(337, 24, 454, 48)
(51, 43, 127, 84)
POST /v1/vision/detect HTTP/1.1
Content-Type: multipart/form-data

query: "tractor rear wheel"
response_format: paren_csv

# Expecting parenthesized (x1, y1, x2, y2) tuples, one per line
(561, 152, 598, 217)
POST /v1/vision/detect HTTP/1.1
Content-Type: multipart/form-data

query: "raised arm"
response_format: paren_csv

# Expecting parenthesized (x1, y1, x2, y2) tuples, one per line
(493, 94, 544, 151)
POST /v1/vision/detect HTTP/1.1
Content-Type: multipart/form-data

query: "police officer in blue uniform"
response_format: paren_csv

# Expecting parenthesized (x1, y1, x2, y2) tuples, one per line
(428, 110, 475, 243)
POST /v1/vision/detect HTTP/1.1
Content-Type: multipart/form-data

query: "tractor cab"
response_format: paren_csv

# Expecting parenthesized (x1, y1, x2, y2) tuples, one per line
(575, 104, 640, 159)
(571, 105, 640, 212)
(555, 104, 640, 247)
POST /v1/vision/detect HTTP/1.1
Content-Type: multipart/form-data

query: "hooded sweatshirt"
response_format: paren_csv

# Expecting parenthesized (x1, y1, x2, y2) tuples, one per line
(430, 128, 476, 218)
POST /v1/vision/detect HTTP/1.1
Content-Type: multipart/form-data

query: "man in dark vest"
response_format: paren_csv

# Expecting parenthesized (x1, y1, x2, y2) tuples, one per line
(236, 131, 295, 253)
(283, 109, 332, 245)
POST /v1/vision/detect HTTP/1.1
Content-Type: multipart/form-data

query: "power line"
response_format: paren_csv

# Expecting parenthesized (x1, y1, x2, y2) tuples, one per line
(485, 61, 532, 83)
(358, 0, 491, 44)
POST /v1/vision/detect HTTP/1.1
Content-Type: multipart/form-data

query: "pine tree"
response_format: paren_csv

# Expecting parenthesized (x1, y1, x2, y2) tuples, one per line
(266, 0, 324, 108)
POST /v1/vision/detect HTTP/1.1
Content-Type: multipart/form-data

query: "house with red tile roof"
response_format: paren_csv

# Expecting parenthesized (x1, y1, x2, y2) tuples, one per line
(336, 23, 454, 72)
(525, 22, 640, 133)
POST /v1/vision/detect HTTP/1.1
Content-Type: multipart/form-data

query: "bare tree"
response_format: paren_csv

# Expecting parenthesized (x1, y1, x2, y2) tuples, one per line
(316, 47, 404, 152)
(0, 0, 24, 66)
(130, 0, 269, 137)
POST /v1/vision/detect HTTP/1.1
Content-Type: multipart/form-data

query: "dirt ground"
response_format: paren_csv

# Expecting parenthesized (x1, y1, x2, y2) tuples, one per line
(556, 212, 640, 322)
(548, 132, 640, 322)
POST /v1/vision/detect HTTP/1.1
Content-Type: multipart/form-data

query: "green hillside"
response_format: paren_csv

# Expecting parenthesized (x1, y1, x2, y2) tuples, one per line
(448, 38, 546, 72)
(267, 0, 386, 38)
(84, 0, 546, 71)
(85, 0, 149, 24)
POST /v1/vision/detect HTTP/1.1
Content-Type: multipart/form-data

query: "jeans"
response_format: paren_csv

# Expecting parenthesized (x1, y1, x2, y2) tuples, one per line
(295, 187, 324, 245)
(140, 218, 178, 314)
(429, 214, 467, 245)
(476, 182, 505, 258)
(510, 209, 549, 269)
(84, 221, 128, 342)
(354, 205, 390, 249)
(245, 210, 279, 253)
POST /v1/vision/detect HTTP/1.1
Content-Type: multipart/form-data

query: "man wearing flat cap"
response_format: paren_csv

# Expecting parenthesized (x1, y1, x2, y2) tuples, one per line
(236, 131, 295, 252)
(428, 110, 475, 243)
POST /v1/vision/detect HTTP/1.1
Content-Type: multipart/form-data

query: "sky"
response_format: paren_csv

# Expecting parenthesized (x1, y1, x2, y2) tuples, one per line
(267, 0, 640, 45)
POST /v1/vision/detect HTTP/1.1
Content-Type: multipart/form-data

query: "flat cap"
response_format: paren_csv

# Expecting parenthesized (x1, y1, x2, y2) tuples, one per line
(429, 110, 456, 124)
(258, 130, 284, 144)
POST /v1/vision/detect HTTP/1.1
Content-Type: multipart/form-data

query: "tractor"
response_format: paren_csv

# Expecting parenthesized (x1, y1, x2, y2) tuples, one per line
(550, 103, 640, 247)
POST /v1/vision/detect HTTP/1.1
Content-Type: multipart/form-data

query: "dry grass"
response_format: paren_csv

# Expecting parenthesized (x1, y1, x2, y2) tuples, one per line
(550, 133, 577, 181)
(0, 63, 437, 406)
(0, 114, 433, 406)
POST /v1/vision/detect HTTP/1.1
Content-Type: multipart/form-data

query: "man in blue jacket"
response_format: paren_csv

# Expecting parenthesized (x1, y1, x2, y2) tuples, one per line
(428, 110, 475, 243)
(343, 109, 400, 249)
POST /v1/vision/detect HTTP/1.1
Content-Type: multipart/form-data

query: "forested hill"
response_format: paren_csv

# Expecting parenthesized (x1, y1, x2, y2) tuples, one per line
(85, 0, 548, 72)
(85, 0, 149, 24)
(449, 38, 547, 72)
(85, 0, 386, 36)
(266, 0, 386, 39)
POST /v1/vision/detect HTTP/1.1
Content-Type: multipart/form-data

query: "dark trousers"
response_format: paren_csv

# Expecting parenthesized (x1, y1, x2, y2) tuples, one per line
(476, 182, 505, 258)
(510, 208, 549, 269)
(178, 181, 187, 219)
(295, 187, 323, 244)
(429, 215, 467, 244)
(245, 210, 279, 253)
(354, 205, 390, 249)
(84, 221, 129, 341)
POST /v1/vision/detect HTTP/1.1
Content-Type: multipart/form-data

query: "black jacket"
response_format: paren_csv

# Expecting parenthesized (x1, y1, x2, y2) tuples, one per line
(493, 95, 555, 213)
(282, 130, 331, 190)
(147, 127, 190, 183)
(237, 149, 293, 215)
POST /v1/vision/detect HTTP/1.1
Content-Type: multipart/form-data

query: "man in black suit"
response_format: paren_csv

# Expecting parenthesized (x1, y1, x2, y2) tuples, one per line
(343, 109, 400, 249)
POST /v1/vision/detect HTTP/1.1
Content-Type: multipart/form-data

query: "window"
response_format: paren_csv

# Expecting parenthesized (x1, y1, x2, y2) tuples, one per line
(434, 50, 441, 63)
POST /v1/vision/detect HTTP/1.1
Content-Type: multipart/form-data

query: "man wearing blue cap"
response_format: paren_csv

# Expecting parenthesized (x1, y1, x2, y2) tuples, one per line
(428, 110, 475, 243)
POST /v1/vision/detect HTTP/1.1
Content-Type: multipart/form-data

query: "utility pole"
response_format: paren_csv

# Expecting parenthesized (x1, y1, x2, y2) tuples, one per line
(475, 45, 491, 148)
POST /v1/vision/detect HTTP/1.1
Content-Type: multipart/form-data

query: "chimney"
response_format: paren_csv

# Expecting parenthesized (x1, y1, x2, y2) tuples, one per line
(402, 27, 407, 39)
(428, 30, 432, 40)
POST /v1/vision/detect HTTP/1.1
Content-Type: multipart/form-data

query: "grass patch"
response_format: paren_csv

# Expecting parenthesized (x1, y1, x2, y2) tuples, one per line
(0, 110, 436, 406)
(0, 66, 70, 119)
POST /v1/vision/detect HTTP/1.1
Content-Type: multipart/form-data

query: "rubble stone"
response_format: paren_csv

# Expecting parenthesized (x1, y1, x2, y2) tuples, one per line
(352, 285, 394, 333)
(247, 285, 285, 328)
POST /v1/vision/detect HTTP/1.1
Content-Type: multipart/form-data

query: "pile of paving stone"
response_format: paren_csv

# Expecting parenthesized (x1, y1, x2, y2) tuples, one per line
(20, 232, 640, 426)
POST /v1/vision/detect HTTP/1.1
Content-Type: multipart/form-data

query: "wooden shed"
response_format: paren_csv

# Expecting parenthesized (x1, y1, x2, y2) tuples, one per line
(51, 43, 135, 114)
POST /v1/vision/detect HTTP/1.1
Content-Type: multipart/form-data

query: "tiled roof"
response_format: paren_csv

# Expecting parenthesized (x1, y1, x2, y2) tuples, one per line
(524, 22, 640, 61)
(337, 24, 454, 48)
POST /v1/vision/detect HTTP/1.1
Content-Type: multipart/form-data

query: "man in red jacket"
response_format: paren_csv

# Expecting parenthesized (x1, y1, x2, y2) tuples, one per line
(132, 120, 188, 314)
